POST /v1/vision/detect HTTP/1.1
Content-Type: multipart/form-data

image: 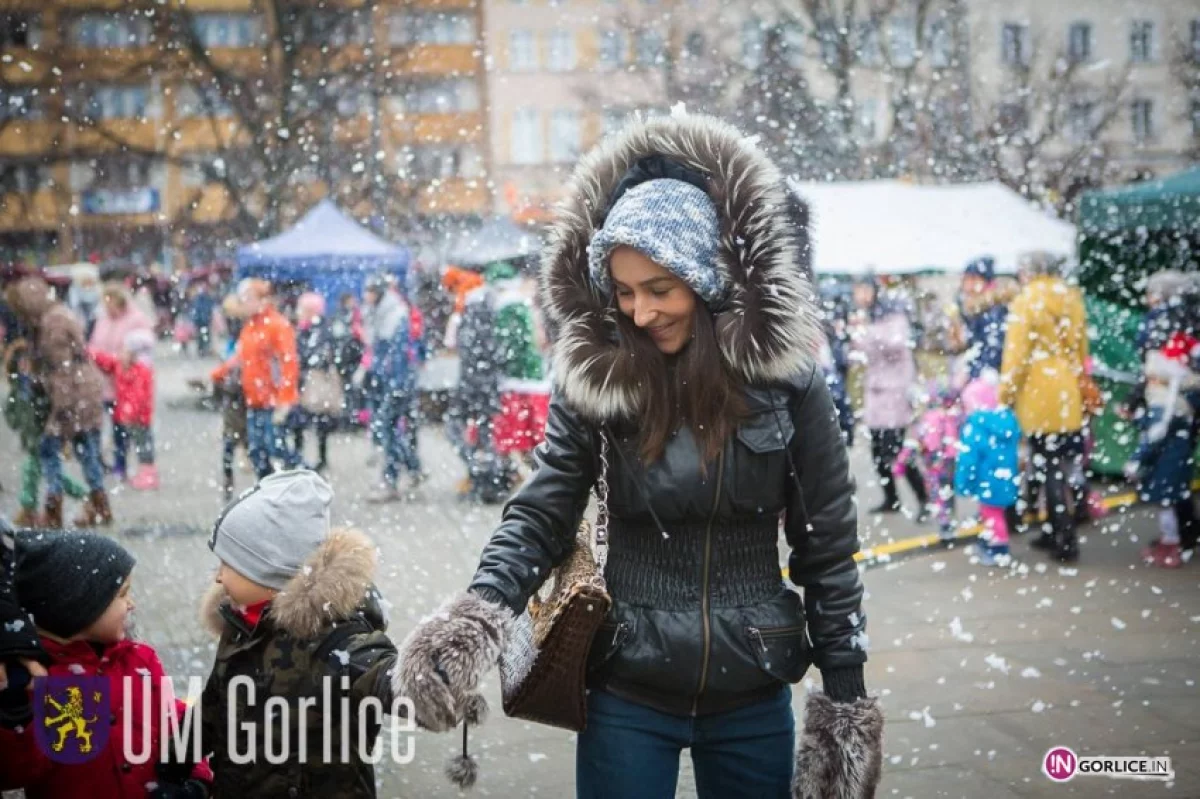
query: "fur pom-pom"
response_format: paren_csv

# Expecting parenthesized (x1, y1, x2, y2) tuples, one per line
(462, 693, 489, 726)
(792, 691, 884, 799)
(446, 753, 479, 790)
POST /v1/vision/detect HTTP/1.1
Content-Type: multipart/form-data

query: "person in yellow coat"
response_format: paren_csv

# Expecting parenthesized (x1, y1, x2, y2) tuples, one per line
(999, 251, 1088, 563)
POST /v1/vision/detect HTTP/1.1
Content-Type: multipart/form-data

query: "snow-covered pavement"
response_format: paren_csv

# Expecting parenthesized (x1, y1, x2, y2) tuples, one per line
(2, 348, 1197, 797)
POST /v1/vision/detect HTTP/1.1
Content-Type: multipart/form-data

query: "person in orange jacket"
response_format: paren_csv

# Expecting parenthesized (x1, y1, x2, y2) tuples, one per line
(210, 279, 300, 478)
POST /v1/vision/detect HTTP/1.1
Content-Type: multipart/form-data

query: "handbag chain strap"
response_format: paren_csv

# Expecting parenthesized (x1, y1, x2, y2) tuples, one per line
(593, 432, 611, 574)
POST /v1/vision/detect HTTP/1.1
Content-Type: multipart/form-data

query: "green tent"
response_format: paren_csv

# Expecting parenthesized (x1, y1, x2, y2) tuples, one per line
(1077, 166, 1200, 475)
(1077, 167, 1200, 307)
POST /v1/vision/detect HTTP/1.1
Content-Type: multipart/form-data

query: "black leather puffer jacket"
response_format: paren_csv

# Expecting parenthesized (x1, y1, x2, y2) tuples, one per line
(470, 365, 865, 716)
(468, 113, 868, 716)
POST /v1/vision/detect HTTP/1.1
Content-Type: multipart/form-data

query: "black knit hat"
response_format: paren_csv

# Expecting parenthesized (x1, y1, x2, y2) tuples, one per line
(14, 531, 136, 639)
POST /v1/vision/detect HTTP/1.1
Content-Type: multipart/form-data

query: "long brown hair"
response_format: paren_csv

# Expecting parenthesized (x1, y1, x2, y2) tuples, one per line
(614, 303, 746, 464)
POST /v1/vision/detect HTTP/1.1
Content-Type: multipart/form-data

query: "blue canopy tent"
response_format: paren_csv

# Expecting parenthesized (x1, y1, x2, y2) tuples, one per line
(235, 199, 408, 302)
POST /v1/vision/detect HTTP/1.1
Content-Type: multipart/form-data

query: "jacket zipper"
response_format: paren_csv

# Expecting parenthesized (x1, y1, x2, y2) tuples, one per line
(691, 450, 726, 717)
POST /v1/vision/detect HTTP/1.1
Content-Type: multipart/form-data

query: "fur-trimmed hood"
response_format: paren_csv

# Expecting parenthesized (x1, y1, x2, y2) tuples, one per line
(539, 111, 819, 422)
(200, 528, 384, 641)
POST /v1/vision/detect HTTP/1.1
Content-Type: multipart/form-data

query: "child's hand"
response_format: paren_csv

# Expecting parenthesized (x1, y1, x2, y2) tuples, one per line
(1122, 460, 1140, 482)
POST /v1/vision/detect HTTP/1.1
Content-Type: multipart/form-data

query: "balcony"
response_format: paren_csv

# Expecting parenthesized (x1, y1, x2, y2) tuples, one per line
(0, 49, 52, 83)
(0, 189, 66, 231)
(393, 44, 477, 77)
(168, 118, 245, 155)
(387, 112, 482, 145)
(417, 177, 488, 215)
(71, 119, 161, 151)
(0, 120, 62, 157)
(59, 48, 162, 81)
(174, 183, 238, 224)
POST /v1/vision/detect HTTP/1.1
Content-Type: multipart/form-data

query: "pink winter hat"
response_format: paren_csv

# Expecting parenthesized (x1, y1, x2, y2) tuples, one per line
(961, 376, 999, 414)
(297, 291, 326, 318)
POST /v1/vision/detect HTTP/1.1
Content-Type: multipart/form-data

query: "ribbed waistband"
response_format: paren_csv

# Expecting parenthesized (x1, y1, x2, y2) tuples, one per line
(604, 516, 781, 610)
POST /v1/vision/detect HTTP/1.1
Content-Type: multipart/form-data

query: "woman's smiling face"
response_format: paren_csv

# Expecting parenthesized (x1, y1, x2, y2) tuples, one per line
(610, 246, 697, 355)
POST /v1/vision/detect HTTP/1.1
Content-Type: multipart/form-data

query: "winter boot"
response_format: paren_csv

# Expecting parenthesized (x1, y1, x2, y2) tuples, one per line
(868, 481, 902, 515)
(976, 541, 1011, 567)
(129, 464, 160, 491)
(1030, 530, 1057, 552)
(1054, 528, 1079, 563)
(74, 489, 114, 527)
(11, 506, 38, 528)
(905, 465, 930, 523)
(42, 495, 64, 529)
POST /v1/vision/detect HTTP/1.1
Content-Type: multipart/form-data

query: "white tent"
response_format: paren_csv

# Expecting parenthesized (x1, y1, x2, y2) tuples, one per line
(788, 180, 1077, 276)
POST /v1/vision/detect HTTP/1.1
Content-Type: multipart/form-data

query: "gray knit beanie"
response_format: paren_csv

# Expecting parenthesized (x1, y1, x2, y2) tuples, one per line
(588, 178, 727, 305)
(209, 470, 333, 591)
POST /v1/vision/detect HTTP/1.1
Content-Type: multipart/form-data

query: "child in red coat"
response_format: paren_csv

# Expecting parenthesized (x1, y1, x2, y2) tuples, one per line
(90, 328, 158, 489)
(0, 531, 212, 798)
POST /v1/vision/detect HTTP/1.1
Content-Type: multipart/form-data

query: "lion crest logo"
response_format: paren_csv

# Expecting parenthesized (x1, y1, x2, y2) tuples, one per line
(34, 676, 110, 764)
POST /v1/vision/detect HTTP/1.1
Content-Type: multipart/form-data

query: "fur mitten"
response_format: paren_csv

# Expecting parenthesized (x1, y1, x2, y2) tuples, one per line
(393, 591, 514, 732)
(793, 691, 884, 799)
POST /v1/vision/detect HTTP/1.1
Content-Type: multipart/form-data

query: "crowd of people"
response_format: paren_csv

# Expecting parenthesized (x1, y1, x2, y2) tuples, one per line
(817, 253, 1200, 570)
(0, 108, 1197, 799)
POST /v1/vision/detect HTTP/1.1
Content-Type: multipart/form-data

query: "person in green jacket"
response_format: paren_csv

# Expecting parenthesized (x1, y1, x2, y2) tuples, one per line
(3, 341, 87, 528)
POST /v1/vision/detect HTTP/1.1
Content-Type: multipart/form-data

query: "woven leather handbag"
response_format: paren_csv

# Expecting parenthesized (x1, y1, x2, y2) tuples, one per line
(498, 435, 612, 732)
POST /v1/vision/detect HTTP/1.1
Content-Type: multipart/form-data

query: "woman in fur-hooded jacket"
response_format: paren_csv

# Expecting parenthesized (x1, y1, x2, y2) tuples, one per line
(396, 112, 882, 799)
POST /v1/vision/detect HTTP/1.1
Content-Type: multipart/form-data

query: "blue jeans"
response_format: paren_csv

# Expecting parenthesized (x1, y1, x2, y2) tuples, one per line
(374, 394, 421, 486)
(41, 430, 105, 496)
(246, 409, 299, 478)
(577, 688, 795, 799)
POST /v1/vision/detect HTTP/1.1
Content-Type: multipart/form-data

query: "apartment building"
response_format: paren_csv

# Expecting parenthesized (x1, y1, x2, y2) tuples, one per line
(485, 0, 1199, 216)
(484, 0, 681, 221)
(0, 0, 490, 267)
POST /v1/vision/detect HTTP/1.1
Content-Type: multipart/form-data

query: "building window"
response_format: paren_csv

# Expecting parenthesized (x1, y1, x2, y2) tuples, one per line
(86, 85, 152, 120)
(741, 17, 765, 70)
(1067, 22, 1092, 63)
(511, 107, 542, 164)
(335, 91, 367, 118)
(781, 23, 805, 68)
(1131, 98, 1154, 142)
(509, 30, 538, 71)
(857, 98, 878, 140)
(174, 84, 232, 118)
(1130, 20, 1154, 63)
(888, 17, 917, 67)
(548, 29, 577, 72)
(0, 88, 41, 120)
(1191, 99, 1200, 139)
(599, 29, 626, 69)
(549, 109, 581, 162)
(190, 14, 261, 49)
(389, 11, 475, 46)
(816, 19, 839, 65)
(298, 11, 369, 46)
(1001, 22, 1030, 67)
(91, 156, 154, 190)
(408, 79, 479, 113)
(635, 30, 664, 66)
(1191, 19, 1200, 59)
(72, 13, 152, 48)
(0, 163, 49, 194)
(0, 13, 38, 48)
(928, 19, 952, 68)
(602, 107, 628, 135)
(1067, 100, 1094, 142)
